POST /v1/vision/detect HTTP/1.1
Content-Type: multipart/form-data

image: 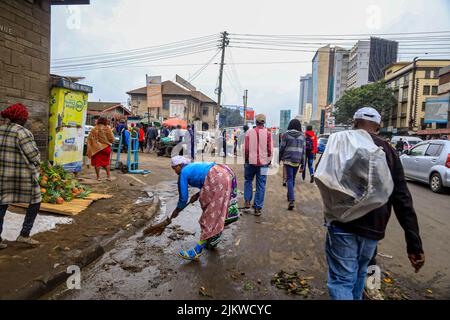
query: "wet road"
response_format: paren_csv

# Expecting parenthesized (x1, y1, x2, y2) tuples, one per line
(50, 161, 450, 300)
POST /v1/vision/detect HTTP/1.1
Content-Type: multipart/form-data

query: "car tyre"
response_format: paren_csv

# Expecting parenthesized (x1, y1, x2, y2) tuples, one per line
(430, 173, 444, 193)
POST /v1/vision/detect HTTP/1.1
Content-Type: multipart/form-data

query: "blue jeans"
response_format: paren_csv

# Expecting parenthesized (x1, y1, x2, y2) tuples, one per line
(325, 224, 378, 300)
(302, 153, 315, 179)
(285, 165, 299, 202)
(244, 164, 268, 209)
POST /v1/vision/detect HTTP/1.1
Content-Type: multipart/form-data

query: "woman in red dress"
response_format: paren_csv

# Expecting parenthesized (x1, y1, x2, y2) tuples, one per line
(87, 117, 115, 181)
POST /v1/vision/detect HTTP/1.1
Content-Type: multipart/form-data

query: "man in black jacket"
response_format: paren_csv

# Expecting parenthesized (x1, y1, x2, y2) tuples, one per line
(325, 107, 425, 300)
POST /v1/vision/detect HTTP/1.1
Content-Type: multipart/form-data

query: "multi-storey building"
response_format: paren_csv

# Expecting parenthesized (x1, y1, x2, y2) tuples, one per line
(382, 59, 450, 135)
(298, 74, 312, 116)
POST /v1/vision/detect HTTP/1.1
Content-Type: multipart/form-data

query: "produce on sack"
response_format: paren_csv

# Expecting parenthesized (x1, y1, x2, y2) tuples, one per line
(38, 162, 91, 205)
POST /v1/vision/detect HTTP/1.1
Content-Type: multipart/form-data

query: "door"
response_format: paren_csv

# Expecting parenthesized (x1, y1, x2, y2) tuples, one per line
(403, 143, 429, 180)
(415, 143, 444, 182)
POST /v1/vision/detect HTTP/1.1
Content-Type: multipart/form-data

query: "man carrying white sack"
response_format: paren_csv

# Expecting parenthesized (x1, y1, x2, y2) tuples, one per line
(315, 107, 425, 300)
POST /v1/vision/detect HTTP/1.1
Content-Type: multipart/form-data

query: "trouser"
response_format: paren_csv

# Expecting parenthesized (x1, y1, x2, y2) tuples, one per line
(139, 141, 145, 152)
(0, 202, 41, 240)
(244, 164, 268, 209)
(146, 139, 156, 152)
(325, 224, 378, 300)
(285, 164, 299, 202)
(302, 153, 315, 179)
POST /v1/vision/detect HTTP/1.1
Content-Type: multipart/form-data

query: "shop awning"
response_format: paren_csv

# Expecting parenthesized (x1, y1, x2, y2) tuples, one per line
(416, 128, 450, 135)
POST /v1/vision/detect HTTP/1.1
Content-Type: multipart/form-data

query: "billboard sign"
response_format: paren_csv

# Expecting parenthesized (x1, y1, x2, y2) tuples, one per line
(176, 75, 196, 91)
(424, 96, 450, 124)
(169, 99, 186, 119)
(245, 110, 255, 122)
(146, 75, 163, 109)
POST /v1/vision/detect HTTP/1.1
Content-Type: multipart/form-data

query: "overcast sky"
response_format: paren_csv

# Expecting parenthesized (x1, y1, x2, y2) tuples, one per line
(51, 0, 450, 126)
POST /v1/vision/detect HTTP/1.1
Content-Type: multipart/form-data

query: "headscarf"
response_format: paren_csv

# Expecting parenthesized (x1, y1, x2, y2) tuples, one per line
(171, 156, 191, 167)
(1, 103, 29, 123)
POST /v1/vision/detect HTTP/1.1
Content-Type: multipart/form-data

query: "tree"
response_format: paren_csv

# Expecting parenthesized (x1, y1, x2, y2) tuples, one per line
(219, 107, 244, 128)
(334, 81, 396, 125)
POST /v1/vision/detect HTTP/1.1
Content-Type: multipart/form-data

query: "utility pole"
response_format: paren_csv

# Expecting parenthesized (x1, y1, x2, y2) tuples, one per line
(243, 89, 248, 126)
(217, 31, 229, 112)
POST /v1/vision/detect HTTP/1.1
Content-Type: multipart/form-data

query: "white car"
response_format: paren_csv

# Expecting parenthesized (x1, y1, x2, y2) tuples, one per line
(400, 140, 450, 193)
(391, 136, 423, 151)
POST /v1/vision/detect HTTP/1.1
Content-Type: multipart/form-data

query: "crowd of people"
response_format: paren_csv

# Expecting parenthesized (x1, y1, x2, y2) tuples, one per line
(0, 102, 426, 300)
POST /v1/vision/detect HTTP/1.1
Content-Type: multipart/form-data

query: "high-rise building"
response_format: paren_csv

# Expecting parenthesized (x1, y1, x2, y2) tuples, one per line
(311, 45, 338, 121)
(332, 48, 350, 104)
(280, 110, 292, 132)
(299, 74, 313, 116)
(347, 37, 398, 89)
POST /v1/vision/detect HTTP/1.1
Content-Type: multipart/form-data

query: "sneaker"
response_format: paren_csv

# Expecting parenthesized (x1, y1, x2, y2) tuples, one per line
(310, 175, 315, 183)
(0, 241, 7, 250)
(254, 208, 262, 216)
(282, 181, 287, 187)
(16, 236, 40, 246)
(288, 201, 295, 211)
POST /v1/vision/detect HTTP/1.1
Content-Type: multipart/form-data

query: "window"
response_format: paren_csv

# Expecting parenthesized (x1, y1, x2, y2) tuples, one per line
(202, 107, 208, 116)
(423, 85, 430, 95)
(425, 144, 443, 157)
(410, 143, 428, 156)
(425, 70, 431, 79)
(163, 99, 170, 110)
(432, 86, 438, 95)
(422, 101, 426, 112)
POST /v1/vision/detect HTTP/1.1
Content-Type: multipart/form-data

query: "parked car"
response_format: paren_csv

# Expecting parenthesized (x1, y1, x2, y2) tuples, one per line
(317, 137, 328, 154)
(391, 136, 423, 151)
(400, 140, 450, 193)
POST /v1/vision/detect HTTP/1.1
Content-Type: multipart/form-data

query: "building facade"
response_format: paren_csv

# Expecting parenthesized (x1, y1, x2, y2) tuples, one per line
(311, 45, 335, 121)
(348, 37, 398, 90)
(332, 49, 349, 104)
(0, 0, 89, 159)
(382, 59, 450, 135)
(279, 109, 291, 132)
(127, 80, 218, 130)
(298, 74, 312, 116)
(87, 102, 131, 126)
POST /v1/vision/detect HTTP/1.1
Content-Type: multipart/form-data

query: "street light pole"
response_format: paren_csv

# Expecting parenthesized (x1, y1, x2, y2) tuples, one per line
(243, 89, 248, 126)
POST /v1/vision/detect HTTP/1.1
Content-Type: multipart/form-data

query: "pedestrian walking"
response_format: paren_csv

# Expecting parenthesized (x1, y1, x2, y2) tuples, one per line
(184, 124, 195, 161)
(302, 125, 318, 183)
(87, 117, 115, 181)
(244, 114, 273, 216)
(279, 119, 306, 211)
(222, 129, 227, 158)
(146, 124, 158, 152)
(0, 103, 42, 248)
(169, 156, 239, 261)
(237, 125, 249, 156)
(138, 124, 145, 153)
(318, 107, 424, 300)
(395, 138, 405, 155)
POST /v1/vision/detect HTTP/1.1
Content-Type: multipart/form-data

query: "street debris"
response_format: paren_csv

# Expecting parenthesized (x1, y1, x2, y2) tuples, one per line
(271, 271, 313, 297)
(199, 287, 213, 298)
(243, 282, 254, 291)
(235, 239, 241, 247)
(377, 253, 394, 259)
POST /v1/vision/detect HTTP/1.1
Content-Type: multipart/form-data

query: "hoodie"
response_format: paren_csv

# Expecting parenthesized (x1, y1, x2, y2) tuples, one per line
(280, 129, 306, 165)
(305, 130, 318, 154)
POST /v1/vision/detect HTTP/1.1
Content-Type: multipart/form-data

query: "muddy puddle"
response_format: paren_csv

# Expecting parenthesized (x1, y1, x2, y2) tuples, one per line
(52, 180, 241, 300)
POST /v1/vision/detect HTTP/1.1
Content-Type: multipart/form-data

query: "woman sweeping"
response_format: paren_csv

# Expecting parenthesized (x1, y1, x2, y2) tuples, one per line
(169, 156, 239, 261)
(87, 117, 115, 181)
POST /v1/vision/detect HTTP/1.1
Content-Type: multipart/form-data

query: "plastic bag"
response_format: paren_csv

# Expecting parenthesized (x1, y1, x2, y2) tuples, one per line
(315, 130, 394, 223)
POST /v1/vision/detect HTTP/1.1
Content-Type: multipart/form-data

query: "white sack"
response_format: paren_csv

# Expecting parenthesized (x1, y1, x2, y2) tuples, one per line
(315, 130, 394, 223)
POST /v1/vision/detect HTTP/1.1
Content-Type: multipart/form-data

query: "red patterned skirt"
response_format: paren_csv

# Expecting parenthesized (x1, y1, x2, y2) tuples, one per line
(91, 146, 111, 168)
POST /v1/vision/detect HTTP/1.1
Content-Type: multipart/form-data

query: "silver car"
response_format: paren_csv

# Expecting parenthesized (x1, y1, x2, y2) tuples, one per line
(400, 140, 450, 193)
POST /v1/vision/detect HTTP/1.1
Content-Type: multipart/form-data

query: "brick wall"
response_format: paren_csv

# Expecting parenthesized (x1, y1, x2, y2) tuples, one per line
(0, 0, 51, 158)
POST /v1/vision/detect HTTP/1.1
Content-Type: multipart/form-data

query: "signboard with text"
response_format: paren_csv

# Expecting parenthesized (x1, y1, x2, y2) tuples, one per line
(146, 75, 163, 109)
(169, 99, 186, 119)
(424, 96, 450, 124)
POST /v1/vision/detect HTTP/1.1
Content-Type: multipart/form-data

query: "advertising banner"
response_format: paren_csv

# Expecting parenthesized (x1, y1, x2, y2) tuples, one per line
(169, 99, 186, 119)
(424, 96, 450, 124)
(52, 127, 85, 173)
(245, 110, 255, 122)
(146, 75, 163, 109)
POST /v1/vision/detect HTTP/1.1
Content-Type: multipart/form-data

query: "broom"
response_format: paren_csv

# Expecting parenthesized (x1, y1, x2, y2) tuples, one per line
(142, 192, 199, 237)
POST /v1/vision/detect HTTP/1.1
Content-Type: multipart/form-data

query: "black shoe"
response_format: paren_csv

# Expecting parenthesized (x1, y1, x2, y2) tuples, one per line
(310, 175, 315, 183)
(283, 182, 286, 187)
(288, 201, 295, 211)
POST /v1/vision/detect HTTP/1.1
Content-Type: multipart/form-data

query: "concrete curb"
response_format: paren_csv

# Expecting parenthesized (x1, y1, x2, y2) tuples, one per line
(2, 196, 161, 300)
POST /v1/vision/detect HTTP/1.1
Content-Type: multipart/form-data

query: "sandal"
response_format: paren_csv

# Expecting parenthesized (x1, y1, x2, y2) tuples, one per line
(178, 241, 205, 261)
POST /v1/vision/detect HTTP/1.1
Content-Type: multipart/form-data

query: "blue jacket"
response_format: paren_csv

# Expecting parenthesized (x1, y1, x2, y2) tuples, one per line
(280, 130, 306, 165)
(177, 162, 215, 209)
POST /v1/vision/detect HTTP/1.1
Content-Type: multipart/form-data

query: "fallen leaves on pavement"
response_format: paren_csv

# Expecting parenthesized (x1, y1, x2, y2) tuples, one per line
(271, 271, 314, 297)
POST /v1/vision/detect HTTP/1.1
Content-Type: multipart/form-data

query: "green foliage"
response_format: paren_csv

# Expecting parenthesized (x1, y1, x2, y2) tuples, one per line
(334, 81, 396, 125)
(219, 107, 244, 128)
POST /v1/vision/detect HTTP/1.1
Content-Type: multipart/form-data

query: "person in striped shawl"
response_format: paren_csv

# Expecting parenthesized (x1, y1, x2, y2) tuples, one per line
(0, 103, 41, 249)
